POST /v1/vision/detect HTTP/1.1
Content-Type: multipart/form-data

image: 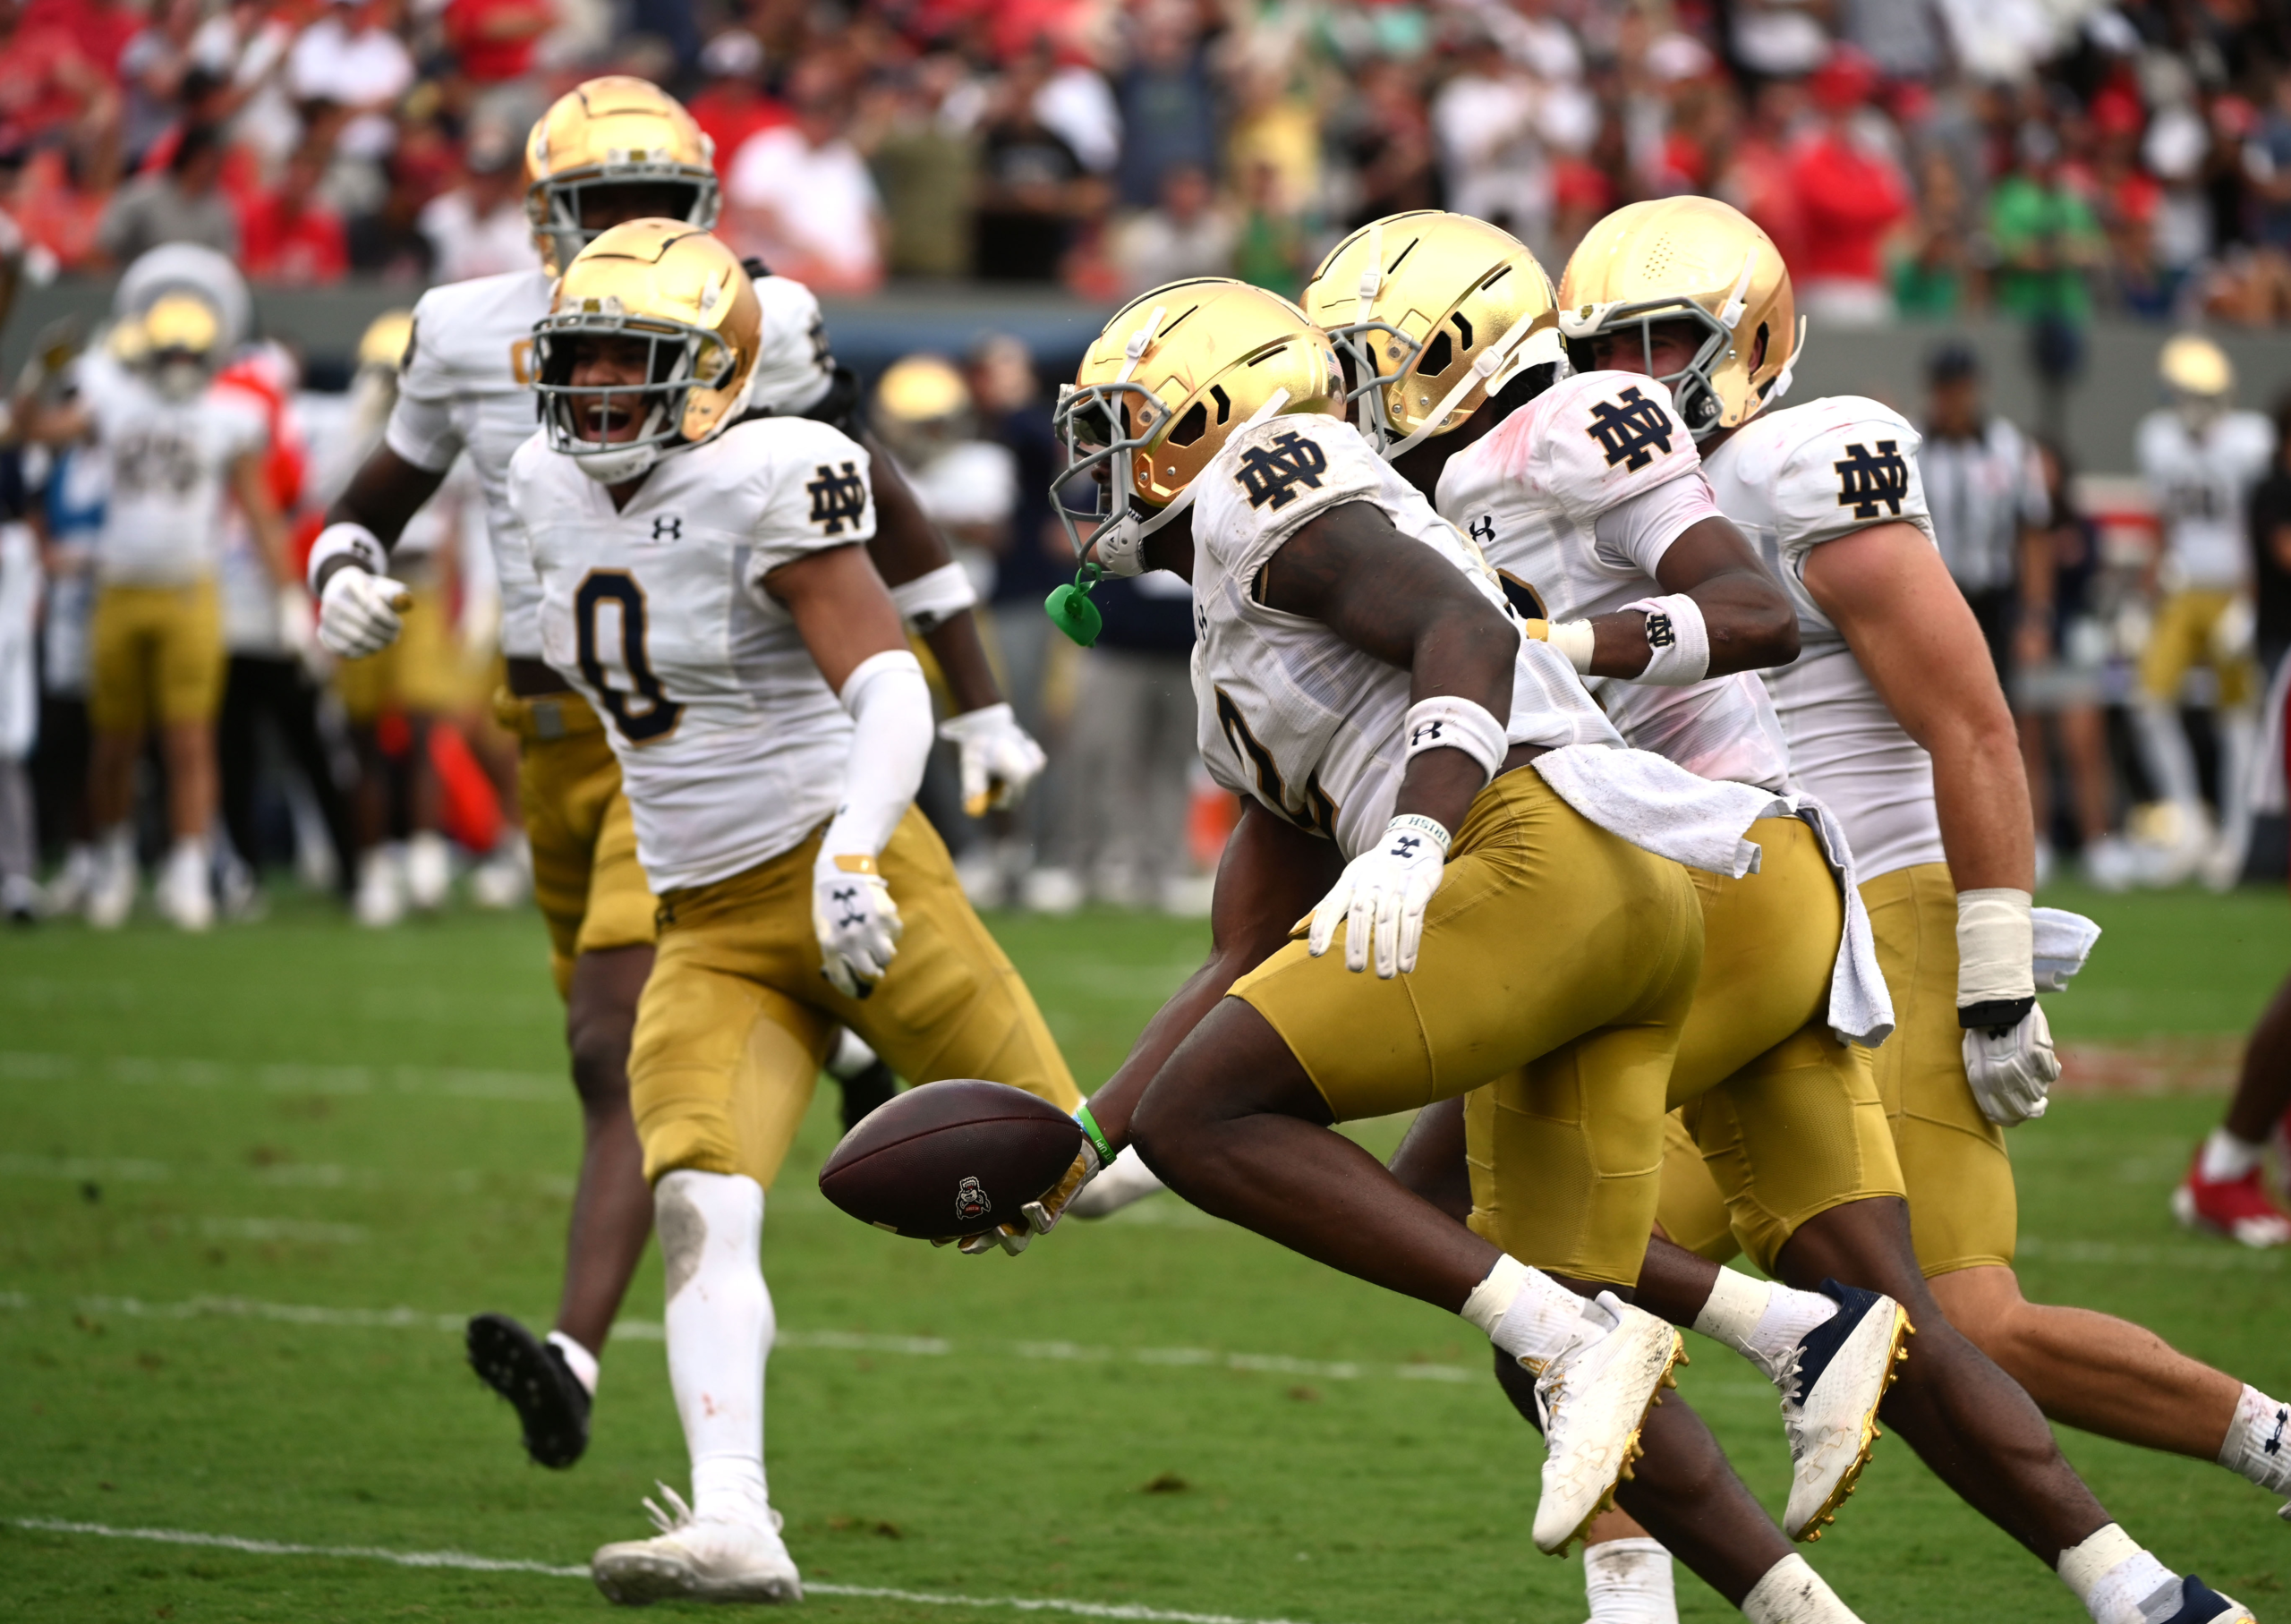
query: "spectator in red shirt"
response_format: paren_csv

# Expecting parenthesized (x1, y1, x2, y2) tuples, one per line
(687, 30, 790, 182)
(1787, 47, 1911, 327)
(442, 0, 552, 85)
(0, 0, 117, 156)
(239, 148, 348, 284)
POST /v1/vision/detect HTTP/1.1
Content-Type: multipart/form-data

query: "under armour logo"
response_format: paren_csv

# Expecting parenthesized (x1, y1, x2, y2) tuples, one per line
(651, 514, 682, 541)
(1646, 612, 1675, 649)
(1234, 430, 1330, 511)
(1584, 387, 1675, 472)
(1468, 514, 1495, 547)
(1410, 720, 1444, 746)
(1834, 440, 1909, 519)
(1389, 834, 1423, 859)
(830, 883, 868, 929)
(2266, 1407, 2287, 1457)
(807, 461, 870, 534)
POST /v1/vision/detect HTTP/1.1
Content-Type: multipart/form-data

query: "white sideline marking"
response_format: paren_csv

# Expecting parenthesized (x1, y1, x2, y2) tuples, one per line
(0, 1050, 564, 1102)
(7, 1517, 1354, 1624)
(8, 1292, 1475, 1383)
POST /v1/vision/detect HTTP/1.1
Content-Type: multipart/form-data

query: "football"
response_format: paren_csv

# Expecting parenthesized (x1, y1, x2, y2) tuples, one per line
(818, 1079, 1083, 1239)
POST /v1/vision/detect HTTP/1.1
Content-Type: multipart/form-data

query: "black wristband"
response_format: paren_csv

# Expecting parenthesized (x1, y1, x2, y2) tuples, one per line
(1958, 995, 2036, 1033)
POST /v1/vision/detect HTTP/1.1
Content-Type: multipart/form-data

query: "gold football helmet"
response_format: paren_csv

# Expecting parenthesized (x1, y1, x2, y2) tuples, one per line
(114, 290, 226, 400)
(532, 220, 761, 484)
(1300, 211, 1564, 455)
(1052, 277, 1342, 581)
(1556, 197, 1799, 439)
(357, 309, 415, 374)
(525, 77, 720, 275)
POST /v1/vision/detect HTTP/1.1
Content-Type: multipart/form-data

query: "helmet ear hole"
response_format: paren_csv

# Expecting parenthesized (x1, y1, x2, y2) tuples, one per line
(1165, 399, 1211, 447)
(1419, 329, 1453, 378)
(1750, 323, 1769, 371)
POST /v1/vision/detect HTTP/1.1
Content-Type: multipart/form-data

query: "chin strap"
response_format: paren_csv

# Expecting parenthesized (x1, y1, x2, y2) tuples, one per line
(1765, 315, 1810, 410)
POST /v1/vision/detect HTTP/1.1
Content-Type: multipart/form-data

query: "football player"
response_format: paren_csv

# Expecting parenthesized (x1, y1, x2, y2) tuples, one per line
(1021, 276, 1907, 1621)
(508, 218, 1081, 1604)
(305, 79, 1043, 1469)
(1557, 195, 2272, 1620)
(22, 249, 292, 932)
(2131, 336, 2272, 889)
(1307, 206, 2242, 1624)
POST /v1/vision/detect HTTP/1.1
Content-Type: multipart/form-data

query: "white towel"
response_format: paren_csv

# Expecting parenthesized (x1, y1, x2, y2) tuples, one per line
(2031, 907, 2101, 992)
(1531, 744, 1784, 879)
(1773, 791, 1895, 1049)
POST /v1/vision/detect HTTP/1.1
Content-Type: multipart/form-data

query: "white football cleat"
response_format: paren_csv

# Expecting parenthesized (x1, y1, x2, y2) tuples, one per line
(1067, 1144, 1168, 1220)
(1767, 1280, 1912, 1541)
(86, 840, 136, 930)
(157, 842, 213, 932)
(592, 1485, 803, 1606)
(354, 846, 405, 928)
(1530, 1291, 1683, 1555)
(405, 830, 452, 912)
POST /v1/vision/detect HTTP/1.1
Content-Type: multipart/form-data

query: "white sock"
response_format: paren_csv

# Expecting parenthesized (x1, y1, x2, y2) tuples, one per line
(1585, 1536, 1677, 1624)
(99, 824, 132, 864)
(547, 1330, 600, 1396)
(2218, 1385, 2291, 1494)
(1741, 1553, 1861, 1624)
(657, 1169, 773, 1526)
(1461, 1254, 1588, 1366)
(2199, 1128, 2263, 1184)
(2058, 1525, 2181, 1624)
(1692, 1269, 1837, 1380)
(826, 1028, 880, 1082)
(2133, 702, 2203, 812)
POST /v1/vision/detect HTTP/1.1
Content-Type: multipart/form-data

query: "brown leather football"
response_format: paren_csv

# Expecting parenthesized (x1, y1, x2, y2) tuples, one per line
(818, 1079, 1081, 1239)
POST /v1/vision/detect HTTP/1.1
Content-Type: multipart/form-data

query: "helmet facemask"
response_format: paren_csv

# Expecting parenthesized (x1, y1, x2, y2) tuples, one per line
(534, 310, 737, 485)
(528, 171, 720, 277)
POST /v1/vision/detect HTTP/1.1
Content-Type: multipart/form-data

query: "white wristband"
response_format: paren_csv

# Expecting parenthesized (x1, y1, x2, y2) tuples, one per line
(1385, 812, 1452, 856)
(1403, 696, 1508, 784)
(1621, 592, 1710, 685)
(1546, 617, 1596, 673)
(308, 522, 386, 593)
(887, 560, 976, 633)
(1956, 887, 2035, 1009)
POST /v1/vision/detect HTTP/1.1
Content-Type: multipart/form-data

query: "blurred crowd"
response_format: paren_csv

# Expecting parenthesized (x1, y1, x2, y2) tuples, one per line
(11, 0, 2291, 325)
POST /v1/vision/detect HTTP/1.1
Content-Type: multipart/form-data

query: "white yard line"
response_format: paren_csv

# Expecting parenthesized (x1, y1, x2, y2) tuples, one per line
(0, 1050, 564, 1102)
(6, 1517, 1355, 1624)
(4, 1290, 1478, 1383)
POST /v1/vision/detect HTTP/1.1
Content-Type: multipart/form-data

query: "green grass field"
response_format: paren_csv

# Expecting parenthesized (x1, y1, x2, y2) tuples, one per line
(3, 882, 2289, 1623)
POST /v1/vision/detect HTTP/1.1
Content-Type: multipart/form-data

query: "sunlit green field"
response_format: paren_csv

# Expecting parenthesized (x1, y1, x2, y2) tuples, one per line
(1, 882, 2287, 1622)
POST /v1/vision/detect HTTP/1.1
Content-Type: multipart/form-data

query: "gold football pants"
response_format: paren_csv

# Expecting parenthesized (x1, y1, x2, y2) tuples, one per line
(494, 687, 658, 999)
(89, 579, 225, 733)
(1655, 858, 2013, 1277)
(629, 806, 1081, 1190)
(1655, 818, 1904, 1274)
(1231, 768, 1703, 1288)
(2139, 588, 2255, 708)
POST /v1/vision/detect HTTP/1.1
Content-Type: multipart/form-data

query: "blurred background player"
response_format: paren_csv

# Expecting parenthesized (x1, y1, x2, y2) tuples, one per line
(24, 247, 293, 931)
(0, 495, 36, 923)
(2132, 334, 2273, 889)
(508, 219, 1079, 1603)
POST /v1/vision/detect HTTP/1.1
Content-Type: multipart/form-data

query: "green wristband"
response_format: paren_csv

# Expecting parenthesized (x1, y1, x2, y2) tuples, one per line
(1073, 1102, 1117, 1168)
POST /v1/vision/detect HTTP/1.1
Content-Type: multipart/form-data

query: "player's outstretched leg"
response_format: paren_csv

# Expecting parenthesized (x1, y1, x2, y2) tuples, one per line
(469, 943, 656, 1468)
(2176, 966, 2291, 1246)
(1133, 998, 1690, 1559)
(591, 1169, 800, 1604)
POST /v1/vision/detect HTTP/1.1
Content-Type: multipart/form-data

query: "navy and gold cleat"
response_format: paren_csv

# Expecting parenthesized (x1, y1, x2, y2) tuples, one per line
(2158, 1576, 2256, 1624)
(1779, 1280, 1912, 1542)
(467, 1312, 592, 1469)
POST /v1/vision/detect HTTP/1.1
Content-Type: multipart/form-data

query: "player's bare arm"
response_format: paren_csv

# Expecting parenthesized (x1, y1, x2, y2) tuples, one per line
(227, 449, 295, 587)
(763, 541, 911, 692)
(1581, 516, 1797, 679)
(1258, 497, 1521, 838)
(314, 444, 449, 589)
(1800, 521, 2034, 893)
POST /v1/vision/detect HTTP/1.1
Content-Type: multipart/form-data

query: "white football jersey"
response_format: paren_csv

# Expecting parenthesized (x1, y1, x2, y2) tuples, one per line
(1188, 412, 1624, 860)
(2134, 407, 2274, 590)
(1435, 370, 1793, 794)
(1703, 396, 1945, 881)
(387, 269, 553, 658)
(79, 355, 266, 587)
(512, 415, 880, 891)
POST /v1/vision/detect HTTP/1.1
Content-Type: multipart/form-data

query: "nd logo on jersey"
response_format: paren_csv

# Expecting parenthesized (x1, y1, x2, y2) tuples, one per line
(807, 462, 868, 535)
(1235, 431, 1330, 511)
(1834, 441, 1909, 518)
(1584, 387, 1674, 472)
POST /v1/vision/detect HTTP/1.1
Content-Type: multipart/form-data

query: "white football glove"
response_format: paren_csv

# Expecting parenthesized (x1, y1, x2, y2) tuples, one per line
(1963, 1001, 2059, 1127)
(1308, 814, 1449, 979)
(937, 701, 1047, 816)
(317, 567, 411, 659)
(813, 857, 903, 999)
